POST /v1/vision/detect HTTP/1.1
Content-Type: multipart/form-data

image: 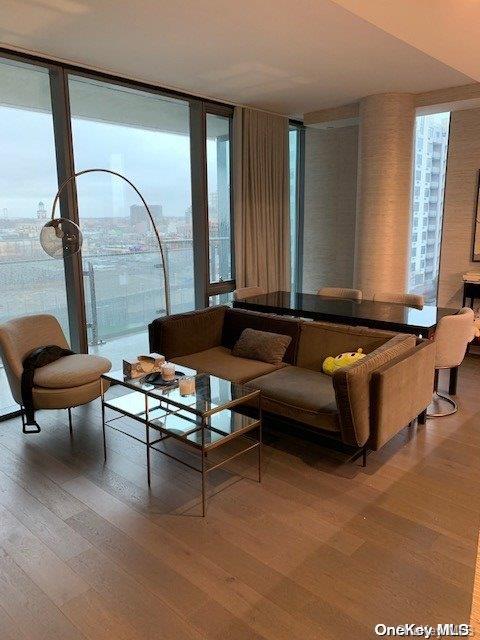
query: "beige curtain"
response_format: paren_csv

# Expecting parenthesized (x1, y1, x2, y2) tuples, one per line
(233, 107, 290, 291)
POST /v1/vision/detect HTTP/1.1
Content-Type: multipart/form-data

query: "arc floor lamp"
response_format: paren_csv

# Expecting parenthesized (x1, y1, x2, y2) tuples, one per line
(39, 168, 171, 316)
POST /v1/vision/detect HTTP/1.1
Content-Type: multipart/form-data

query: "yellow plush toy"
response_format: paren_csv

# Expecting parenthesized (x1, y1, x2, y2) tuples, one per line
(322, 348, 366, 375)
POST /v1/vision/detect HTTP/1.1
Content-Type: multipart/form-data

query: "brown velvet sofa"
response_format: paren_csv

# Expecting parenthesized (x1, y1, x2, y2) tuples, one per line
(149, 306, 436, 457)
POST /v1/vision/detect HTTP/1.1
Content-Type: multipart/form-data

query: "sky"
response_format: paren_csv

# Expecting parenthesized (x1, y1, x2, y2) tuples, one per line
(0, 106, 218, 220)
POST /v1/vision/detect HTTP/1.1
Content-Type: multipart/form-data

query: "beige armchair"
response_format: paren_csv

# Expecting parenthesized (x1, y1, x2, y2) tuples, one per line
(0, 314, 111, 434)
(428, 307, 475, 417)
(317, 287, 363, 301)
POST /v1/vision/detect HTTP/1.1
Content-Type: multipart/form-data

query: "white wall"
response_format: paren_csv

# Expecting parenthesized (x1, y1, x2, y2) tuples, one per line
(302, 125, 358, 292)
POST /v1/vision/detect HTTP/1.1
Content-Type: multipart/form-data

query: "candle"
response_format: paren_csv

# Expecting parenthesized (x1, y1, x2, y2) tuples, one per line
(179, 376, 196, 396)
(161, 362, 176, 382)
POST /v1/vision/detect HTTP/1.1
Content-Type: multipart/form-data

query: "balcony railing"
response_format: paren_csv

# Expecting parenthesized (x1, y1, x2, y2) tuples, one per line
(0, 236, 231, 346)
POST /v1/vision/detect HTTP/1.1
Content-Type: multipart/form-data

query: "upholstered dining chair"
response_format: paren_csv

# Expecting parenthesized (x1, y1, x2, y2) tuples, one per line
(0, 314, 111, 434)
(373, 291, 424, 307)
(427, 307, 475, 417)
(317, 287, 363, 302)
(234, 286, 266, 300)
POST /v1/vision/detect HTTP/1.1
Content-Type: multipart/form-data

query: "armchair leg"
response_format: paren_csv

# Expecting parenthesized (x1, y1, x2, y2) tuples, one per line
(68, 407, 73, 437)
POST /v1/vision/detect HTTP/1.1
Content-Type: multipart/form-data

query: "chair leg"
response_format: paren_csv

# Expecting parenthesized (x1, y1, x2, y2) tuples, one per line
(449, 366, 459, 396)
(362, 446, 367, 467)
(68, 407, 73, 437)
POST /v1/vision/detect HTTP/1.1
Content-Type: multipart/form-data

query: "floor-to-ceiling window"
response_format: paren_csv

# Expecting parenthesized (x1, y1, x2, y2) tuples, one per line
(408, 112, 450, 304)
(0, 57, 68, 415)
(68, 76, 195, 366)
(0, 51, 235, 417)
(289, 123, 303, 292)
(206, 111, 234, 305)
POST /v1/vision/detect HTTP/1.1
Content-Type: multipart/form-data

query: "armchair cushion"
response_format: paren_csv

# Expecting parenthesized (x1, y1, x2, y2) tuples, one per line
(33, 354, 111, 389)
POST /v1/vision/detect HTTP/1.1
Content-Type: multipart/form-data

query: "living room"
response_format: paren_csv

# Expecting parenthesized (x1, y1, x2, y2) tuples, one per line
(1, 2, 480, 638)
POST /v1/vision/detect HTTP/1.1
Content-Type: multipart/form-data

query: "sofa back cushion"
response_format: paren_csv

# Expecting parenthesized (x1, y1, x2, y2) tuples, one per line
(222, 308, 300, 364)
(149, 306, 226, 359)
(297, 321, 399, 371)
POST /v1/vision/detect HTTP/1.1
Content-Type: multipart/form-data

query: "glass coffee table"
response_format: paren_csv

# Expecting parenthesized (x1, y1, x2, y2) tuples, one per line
(100, 366, 262, 516)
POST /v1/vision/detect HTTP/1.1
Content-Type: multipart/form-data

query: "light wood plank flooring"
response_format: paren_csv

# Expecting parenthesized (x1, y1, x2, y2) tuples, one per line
(1, 357, 480, 639)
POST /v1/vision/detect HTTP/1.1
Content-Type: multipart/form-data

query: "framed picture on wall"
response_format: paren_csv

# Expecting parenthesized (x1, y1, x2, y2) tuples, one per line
(473, 170, 480, 261)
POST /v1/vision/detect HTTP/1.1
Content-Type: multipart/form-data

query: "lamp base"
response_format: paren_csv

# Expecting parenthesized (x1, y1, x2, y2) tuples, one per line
(427, 391, 458, 418)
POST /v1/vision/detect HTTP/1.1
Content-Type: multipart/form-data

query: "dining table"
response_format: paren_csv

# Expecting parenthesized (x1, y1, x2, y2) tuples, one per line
(233, 290, 458, 338)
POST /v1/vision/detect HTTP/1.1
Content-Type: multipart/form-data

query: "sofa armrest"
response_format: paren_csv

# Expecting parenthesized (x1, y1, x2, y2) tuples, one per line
(370, 340, 436, 450)
(148, 306, 227, 359)
(332, 334, 416, 447)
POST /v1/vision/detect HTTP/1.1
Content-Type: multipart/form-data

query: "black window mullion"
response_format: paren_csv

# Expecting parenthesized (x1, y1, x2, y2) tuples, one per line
(189, 101, 209, 309)
(49, 68, 88, 353)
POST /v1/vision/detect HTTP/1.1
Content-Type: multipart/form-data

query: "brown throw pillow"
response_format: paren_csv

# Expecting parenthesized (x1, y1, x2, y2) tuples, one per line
(232, 328, 292, 365)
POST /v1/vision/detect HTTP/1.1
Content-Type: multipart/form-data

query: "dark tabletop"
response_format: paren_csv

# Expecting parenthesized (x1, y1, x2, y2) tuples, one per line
(233, 291, 458, 336)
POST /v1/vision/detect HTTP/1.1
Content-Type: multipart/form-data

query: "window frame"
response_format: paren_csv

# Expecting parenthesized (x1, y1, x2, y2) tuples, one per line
(204, 104, 235, 298)
(0, 47, 236, 419)
(289, 121, 305, 293)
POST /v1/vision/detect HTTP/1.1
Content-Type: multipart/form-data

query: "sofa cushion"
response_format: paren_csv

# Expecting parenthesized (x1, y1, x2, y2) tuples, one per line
(149, 306, 226, 359)
(297, 321, 398, 372)
(222, 308, 300, 364)
(33, 354, 111, 389)
(232, 328, 292, 364)
(171, 346, 287, 384)
(246, 365, 340, 432)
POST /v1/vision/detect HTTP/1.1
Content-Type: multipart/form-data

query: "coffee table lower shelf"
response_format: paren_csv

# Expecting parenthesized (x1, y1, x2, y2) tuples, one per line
(101, 386, 262, 516)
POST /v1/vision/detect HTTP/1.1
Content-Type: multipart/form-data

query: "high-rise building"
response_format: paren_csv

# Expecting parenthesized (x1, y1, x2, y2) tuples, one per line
(409, 112, 450, 303)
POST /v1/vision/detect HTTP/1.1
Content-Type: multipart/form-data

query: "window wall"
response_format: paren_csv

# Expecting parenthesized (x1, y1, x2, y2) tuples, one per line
(0, 58, 69, 414)
(0, 51, 234, 416)
(206, 113, 232, 285)
(408, 112, 450, 304)
(68, 76, 195, 363)
(289, 123, 304, 292)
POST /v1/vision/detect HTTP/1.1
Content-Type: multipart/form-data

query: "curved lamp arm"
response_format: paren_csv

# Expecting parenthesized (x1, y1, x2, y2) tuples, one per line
(51, 168, 170, 316)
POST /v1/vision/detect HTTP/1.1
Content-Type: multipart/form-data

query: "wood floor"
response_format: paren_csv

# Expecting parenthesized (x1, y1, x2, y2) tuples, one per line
(1, 357, 480, 639)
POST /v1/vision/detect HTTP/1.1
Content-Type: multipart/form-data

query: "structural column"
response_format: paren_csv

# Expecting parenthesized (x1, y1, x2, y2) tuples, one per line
(354, 93, 415, 294)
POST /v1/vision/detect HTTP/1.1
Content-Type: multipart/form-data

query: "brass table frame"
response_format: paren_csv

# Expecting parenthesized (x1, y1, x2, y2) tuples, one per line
(100, 375, 262, 516)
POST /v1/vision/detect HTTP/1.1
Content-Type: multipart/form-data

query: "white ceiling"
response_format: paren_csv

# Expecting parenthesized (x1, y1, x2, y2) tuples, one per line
(0, 0, 474, 117)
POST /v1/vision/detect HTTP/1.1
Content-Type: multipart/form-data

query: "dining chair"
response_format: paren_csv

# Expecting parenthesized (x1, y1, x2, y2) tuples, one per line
(427, 307, 475, 417)
(234, 286, 266, 300)
(0, 314, 111, 434)
(317, 287, 363, 301)
(373, 291, 424, 307)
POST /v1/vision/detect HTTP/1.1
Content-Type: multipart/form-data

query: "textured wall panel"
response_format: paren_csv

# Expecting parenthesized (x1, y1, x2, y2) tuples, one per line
(302, 125, 358, 292)
(354, 93, 415, 294)
(438, 108, 480, 307)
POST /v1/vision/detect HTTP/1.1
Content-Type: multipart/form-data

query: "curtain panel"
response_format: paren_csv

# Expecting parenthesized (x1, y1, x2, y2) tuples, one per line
(233, 107, 291, 291)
